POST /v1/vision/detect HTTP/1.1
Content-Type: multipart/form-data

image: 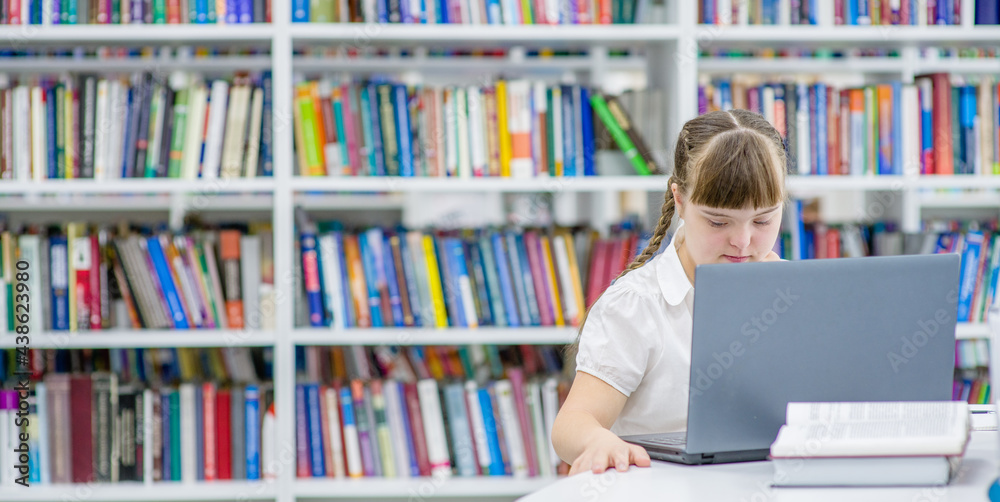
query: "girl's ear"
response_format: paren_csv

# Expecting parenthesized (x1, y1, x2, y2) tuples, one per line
(670, 182, 684, 217)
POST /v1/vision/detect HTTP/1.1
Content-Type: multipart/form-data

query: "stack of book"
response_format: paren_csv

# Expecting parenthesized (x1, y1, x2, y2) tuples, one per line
(292, 78, 663, 178)
(770, 401, 970, 486)
(955, 338, 990, 405)
(294, 212, 652, 329)
(0, 70, 273, 181)
(294, 344, 570, 478)
(293, 0, 650, 24)
(0, 346, 274, 485)
(700, 0, 983, 25)
(701, 73, 1000, 176)
(0, 0, 271, 24)
(0, 223, 275, 333)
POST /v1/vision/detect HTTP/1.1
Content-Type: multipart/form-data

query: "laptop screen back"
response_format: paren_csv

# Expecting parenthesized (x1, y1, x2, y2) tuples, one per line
(686, 254, 960, 455)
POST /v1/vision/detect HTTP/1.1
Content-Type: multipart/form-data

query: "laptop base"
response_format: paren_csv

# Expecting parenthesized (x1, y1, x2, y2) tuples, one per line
(621, 433, 770, 465)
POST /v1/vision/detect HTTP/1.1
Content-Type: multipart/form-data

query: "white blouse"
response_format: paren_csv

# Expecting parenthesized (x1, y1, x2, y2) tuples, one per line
(575, 223, 693, 437)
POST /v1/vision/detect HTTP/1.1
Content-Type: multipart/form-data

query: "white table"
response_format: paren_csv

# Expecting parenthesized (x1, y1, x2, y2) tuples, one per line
(520, 431, 1000, 502)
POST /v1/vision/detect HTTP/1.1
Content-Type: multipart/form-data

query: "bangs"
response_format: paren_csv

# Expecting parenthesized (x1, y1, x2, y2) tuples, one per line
(688, 128, 786, 210)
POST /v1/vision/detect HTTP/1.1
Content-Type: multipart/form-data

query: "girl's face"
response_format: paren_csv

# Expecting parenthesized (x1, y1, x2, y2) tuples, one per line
(673, 184, 783, 268)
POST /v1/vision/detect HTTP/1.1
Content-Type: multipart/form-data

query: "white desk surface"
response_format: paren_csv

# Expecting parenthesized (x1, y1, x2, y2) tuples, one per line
(520, 431, 1000, 502)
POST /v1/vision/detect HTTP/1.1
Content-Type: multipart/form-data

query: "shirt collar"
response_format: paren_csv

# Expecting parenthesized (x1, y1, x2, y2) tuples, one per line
(657, 221, 694, 307)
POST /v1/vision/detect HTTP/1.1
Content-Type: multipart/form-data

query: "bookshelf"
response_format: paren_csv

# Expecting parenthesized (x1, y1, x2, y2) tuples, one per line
(1, 1, 999, 501)
(292, 326, 579, 346)
(0, 480, 277, 501)
(293, 477, 552, 499)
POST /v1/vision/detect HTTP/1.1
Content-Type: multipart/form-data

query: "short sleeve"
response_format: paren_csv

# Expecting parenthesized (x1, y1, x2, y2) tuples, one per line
(575, 285, 664, 398)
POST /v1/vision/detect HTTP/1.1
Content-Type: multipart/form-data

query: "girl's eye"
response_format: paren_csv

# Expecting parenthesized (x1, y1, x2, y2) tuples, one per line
(755, 220, 772, 226)
(709, 221, 725, 228)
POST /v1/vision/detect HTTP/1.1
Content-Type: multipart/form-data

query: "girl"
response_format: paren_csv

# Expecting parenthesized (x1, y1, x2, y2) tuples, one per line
(551, 109, 788, 475)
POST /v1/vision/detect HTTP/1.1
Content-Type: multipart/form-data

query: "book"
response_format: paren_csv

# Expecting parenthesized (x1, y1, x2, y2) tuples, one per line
(770, 401, 970, 487)
(772, 456, 961, 487)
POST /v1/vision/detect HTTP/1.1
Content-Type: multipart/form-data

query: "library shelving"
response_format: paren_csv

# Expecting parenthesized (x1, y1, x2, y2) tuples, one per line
(293, 477, 552, 499)
(1, 1, 999, 501)
(288, 23, 682, 45)
(0, 481, 277, 502)
(694, 25, 1000, 49)
(0, 24, 276, 44)
(292, 326, 579, 346)
(0, 330, 277, 349)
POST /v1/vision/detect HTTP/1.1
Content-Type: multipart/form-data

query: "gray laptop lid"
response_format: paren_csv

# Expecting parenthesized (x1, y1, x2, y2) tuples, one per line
(686, 253, 960, 455)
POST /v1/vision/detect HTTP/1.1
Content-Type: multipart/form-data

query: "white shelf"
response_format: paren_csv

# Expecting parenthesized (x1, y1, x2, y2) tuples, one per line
(786, 175, 908, 192)
(294, 477, 554, 499)
(957, 323, 992, 340)
(0, 330, 276, 349)
(916, 58, 1000, 74)
(293, 55, 646, 73)
(918, 191, 1000, 209)
(696, 25, 1000, 49)
(0, 193, 274, 212)
(0, 481, 276, 501)
(4, 176, 997, 198)
(700, 56, 1000, 76)
(912, 176, 1000, 189)
(290, 23, 680, 47)
(790, 176, 1000, 192)
(295, 193, 406, 210)
(0, 55, 273, 74)
(290, 175, 1000, 194)
(290, 175, 670, 193)
(699, 56, 906, 74)
(0, 24, 274, 45)
(293, 327, 578, 346)
(0, 179, 275, 195)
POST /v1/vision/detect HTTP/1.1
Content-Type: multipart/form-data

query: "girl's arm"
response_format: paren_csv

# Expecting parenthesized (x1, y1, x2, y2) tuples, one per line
(552, 371, 651, 475)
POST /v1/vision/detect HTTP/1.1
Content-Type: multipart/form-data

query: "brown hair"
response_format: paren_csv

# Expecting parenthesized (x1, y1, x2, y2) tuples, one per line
(576, 109, 788, 333)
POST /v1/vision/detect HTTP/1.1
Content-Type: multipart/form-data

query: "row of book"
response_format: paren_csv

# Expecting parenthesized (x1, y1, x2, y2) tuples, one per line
(702, 47, 1000, 61)
(700, 0, 818, 24)
(294, 374, 567, 480)
(292, 0, 648, 24)
(776, 199, 942, 260)
(955, 369, 990, 404)
(699, 0, 994, 25)
(0, 0, 270, 24)
(700, 73, 990, 176)
(779, 205, 1000, 324)
(0, 343, 566, 484)
(0, 347, 273, 389)
(834, 0, 997, 25)
(293, 343, 568, 479)
(939, 229, 1000, 324)
(956, 338, 988, 369)
(294, 212, 650, 329)
(293, 78, 662, 178)
(0, 375, 276, 486)
(296, 343, 568, 388)
(0, 224, 275, 333)
(0, 71, 273, 181)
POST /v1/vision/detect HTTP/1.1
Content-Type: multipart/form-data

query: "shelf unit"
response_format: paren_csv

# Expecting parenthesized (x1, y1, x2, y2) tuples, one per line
(0, 330, 278, 349)
(0, 481, 276, 501)
(294, 477, 554, 499)
(1, 1, 998, 501)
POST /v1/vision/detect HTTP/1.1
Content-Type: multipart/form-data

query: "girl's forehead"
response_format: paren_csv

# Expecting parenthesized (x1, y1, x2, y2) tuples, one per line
(693, 203, 782, 215)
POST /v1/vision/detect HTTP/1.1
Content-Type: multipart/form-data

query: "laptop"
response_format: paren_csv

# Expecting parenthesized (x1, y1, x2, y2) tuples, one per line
(621, 253, 960, 465)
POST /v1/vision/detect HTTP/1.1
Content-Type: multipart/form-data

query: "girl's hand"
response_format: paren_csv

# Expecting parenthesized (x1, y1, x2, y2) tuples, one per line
(568, 428, 652, 475)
